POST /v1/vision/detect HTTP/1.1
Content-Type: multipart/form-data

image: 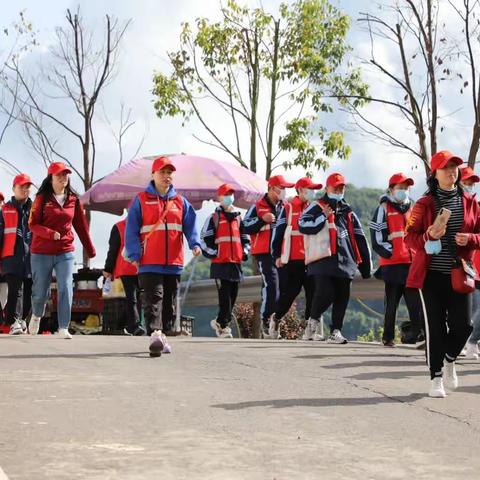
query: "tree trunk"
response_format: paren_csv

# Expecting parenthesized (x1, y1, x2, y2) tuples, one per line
(265, 20, 280, 180)
(468, 121, 480, 168)
(249, 28, 260, 174)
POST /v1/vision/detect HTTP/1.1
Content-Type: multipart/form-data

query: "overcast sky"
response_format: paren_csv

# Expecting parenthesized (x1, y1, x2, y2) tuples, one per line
(0, 0, 475, 269)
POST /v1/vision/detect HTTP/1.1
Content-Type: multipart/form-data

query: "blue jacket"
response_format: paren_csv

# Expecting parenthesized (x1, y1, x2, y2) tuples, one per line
(125, 182, 200, 275)
(0, 197, 32, 278)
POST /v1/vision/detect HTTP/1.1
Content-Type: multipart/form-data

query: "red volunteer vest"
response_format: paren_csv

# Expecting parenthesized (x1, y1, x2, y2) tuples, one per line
(281, 197, 307, 261)
(379, 202, 413, 266)
(138, 192, 184, 266)
(113, 220, 138, 278)
(212, 211, 243, 264)
(0, 204, 18, 259)
(251, 197, 279, 255)
(318, 201, 362, 264)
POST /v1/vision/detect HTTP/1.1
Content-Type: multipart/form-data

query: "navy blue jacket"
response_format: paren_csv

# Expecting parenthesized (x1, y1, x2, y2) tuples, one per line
(298, 195, 372, 279)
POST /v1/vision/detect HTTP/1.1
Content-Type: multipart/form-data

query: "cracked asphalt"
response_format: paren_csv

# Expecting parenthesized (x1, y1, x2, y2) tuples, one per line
(0, 335, 479, 480)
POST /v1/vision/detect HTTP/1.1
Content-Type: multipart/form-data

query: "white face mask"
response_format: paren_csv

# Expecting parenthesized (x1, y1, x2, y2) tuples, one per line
(278, 189, 286, 201)
(220, 194, 234, 207)
(304, 189, 316, 202)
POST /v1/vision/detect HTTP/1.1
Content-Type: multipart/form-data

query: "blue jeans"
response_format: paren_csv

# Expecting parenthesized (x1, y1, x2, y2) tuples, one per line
(469, 288, 480, 344)
(31, 253, 74, 329)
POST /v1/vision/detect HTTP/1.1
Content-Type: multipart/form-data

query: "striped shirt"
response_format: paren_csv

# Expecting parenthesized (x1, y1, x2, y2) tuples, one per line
(429, 188, 464, 273)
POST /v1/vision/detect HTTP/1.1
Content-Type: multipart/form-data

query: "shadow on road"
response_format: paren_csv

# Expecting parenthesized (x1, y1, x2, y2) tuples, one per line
(348, 368, 480, 381)
(212, 393, 425, 410)
(0, 352, 149, 360)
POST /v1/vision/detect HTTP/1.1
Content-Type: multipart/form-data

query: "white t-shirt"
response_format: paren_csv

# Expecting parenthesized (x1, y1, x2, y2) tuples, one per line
(55, 193, 66, 207)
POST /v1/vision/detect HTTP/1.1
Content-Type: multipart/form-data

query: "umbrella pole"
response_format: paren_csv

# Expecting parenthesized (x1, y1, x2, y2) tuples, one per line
(175, 256, 199, 333)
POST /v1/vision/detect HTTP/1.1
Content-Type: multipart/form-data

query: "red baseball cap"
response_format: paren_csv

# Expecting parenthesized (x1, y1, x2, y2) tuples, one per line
(217, 183, 235, 196)
(326, 173, 346, 188)
(48, 162, 72, 175)
(430, 150, 463, 173)
(267, 175, 295, 188)
(460, 166, 480, 183)
(295, 177, 323, 190)
(152, 156, 176, 173)
(388, 173, 414, 187)
(13, 173, 33, 187)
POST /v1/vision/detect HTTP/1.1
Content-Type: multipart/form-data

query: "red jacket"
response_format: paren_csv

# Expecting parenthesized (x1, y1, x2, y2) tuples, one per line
(29, 193, 96, 257)
(404, 193, 480, 289)
(379, 202, 413, 266)
(113, 220, 138, 278)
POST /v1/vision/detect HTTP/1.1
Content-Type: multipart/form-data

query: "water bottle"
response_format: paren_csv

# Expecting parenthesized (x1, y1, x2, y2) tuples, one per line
(102, 277, 112, 296)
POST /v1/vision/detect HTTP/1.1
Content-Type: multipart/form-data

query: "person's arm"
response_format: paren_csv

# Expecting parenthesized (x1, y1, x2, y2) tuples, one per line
(28, 195, 57, 240)
(240, 218, 251, 260)
(271, 205, 287, 260)
(200, 214, 218, 259)
(369, 204, 392, 259)
(464, 199, 480, 249)
(182, 197, 201, 249)
(0, 210, 4, 252)
(404, 199, 431, 251)
(298, 202, 326, 235)
(352, 211, 372, 279)
(125, 196, 143, 263)
(243, 205, 266, 234)
(72, 198, 96, 258)
(104, 224, 121, 274)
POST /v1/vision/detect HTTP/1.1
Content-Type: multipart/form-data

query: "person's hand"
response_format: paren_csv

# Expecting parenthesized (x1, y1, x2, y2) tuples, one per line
(321, 204, 333, 217)
(103, 271, 112, 279)
(455, 232, 470, 247)
(275, 258, 284, 269)
(427, 225, 446, 240)
(53, 231, 61, 240)
(262, 213, 276, 224)
(192, 246, 201, 257)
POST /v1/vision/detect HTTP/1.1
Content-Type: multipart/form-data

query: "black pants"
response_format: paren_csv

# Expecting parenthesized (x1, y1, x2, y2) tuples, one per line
(275, 261, 314, 320)
(383, 283, 422, 342)
(256, 254, 280, 324)
(120, 275, 142, 333)
(138, 273, 180, 335)
(216, 279, 239, 328)
(310, 275, 351, 332)
(420, 271, 473, 379)
(5, 274, 32, 325)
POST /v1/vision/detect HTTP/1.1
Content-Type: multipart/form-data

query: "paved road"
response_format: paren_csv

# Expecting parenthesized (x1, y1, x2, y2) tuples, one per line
(0, 335, 479, 480)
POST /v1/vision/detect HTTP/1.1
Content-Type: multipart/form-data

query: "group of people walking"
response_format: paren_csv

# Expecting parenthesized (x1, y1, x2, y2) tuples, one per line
(1, 151, 480, 398)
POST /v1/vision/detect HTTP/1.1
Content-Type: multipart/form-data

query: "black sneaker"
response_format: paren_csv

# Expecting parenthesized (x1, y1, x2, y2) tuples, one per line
(133, 327, 146, 336)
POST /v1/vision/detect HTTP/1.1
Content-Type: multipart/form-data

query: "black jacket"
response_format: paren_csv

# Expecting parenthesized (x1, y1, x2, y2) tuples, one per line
(0, 197, 32, 278)
(298, 195, 372, 279)
(104, 223, 122, 275)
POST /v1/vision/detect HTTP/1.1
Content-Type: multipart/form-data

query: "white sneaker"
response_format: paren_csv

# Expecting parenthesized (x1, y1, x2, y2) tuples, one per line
(327, 329, 348, 344)
(219, 326, 233, 339)
(29, 315, 41, 335)
(313, 317, 325, 341)
(444, 362, 459, 390)
(268, 317, 281, 340)
(57, 328, 72, 339)
(465, 342, 479, 360)
(149, 330, 165, 357)
(429, 377, 446, 398)
(9, 320, 24, 335)
(302, 319, 318, 341)
(210, 319, 222, 338)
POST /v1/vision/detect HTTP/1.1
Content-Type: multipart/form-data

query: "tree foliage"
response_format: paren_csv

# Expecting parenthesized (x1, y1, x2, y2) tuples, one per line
(153, 0, 367, 178)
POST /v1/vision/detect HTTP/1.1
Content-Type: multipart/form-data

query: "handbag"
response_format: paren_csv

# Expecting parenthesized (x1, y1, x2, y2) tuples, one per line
(304, 202, 333, 265)
(451, 257, 476, 294)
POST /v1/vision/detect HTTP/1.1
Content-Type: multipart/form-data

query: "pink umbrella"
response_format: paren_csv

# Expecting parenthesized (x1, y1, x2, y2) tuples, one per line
(81, 154, 267, 214)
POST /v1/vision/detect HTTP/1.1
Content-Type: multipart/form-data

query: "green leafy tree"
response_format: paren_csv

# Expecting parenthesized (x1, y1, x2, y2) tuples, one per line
(152, 0, 367, 179)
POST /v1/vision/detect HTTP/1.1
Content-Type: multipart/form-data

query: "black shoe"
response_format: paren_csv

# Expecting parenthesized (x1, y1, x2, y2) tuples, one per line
(133, 327, 146, 336)
(401, 333, 418, 344)
(122, 328, 133, 336)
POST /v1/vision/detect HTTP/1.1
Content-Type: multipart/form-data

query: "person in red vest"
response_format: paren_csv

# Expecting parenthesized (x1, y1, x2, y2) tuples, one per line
(405, 151, 480, 398)
(459, 166, 480, 360)
(103, 215, 144, 336)
(28, 162, 96, 338)
(125, 156, 201, 357)
(0, 174, 34, 335)
(299, 173, 372, 344)
(270, 177, 322, 340)
(243, 175, 295, 337)
(369, 173, 422, 347)
(200, 183, 250, 338)
(0, 192, 5, 328)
